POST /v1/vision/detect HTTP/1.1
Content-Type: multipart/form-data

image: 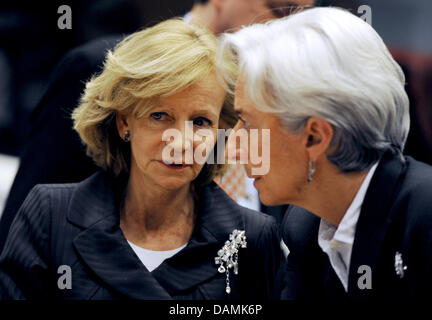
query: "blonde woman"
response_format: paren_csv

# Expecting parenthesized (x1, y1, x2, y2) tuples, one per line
(0, 19, 280, 300)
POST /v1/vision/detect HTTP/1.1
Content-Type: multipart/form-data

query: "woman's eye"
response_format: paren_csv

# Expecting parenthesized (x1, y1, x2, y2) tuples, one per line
(193, 117, 213, 127)
(273, 7, 292, 18)
(150, 112, 168, 120)
(268, 4, 298, 18)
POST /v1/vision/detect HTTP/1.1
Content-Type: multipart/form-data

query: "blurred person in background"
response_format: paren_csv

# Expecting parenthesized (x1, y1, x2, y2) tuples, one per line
(218, 7, 432, 299)
(0, 19, 280, 299)
(0, 0, 316, 253)
(0, 0, 150, 155)
(0, 0, 193, 250)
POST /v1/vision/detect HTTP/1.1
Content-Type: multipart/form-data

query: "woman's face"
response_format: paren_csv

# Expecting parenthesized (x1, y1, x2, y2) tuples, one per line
(233, 79, 309, 205)
(120, 74, 226, 191)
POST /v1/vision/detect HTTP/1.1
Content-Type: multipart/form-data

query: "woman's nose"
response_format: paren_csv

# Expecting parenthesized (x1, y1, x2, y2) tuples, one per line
(226, 124, 248, 164)
(171, 121, 194, 154)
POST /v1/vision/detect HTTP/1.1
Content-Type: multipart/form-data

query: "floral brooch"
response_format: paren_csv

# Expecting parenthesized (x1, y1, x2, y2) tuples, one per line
(215, 229, 247, 294)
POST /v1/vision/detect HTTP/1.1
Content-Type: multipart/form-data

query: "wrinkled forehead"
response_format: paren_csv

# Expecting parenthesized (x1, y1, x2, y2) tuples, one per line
(265, 0, 316, 19)
(266, 0, 315, 8)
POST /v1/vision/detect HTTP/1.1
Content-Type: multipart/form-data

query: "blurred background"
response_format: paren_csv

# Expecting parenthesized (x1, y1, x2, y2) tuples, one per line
(0, 0, 431, 213)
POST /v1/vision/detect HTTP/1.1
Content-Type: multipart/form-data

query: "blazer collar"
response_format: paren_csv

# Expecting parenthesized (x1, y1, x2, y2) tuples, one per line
(347, 153, 407, 295)
(67, 171, 124, 229)
(68, 171, 245, 299)
(152, 182, 244, 296)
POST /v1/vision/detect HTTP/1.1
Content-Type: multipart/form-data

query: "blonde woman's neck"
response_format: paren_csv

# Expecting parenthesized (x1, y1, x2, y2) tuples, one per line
(119, 172, 196, 251)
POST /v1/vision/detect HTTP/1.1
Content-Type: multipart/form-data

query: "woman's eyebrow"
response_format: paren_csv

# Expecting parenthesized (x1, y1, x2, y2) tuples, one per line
(189, 109, 219, 119)
(267, 1, 301, 9)
(149, 105, 176, 112)
(267, 1, 304, 17)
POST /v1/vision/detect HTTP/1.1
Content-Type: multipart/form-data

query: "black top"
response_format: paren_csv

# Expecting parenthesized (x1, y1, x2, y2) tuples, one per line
(0, 171, 281, 300)
(281, 154, 432, 300)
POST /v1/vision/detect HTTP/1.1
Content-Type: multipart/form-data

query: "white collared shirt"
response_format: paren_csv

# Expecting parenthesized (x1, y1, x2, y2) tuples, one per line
(127, 241, 187, 272)
(237, 175, 261, 211)
(318, 162, 379, 292)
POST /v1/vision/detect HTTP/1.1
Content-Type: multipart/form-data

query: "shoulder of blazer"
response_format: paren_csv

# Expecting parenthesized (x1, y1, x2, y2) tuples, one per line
(15, 171, 117, 233)
(381, 156, 432, 241)
(242, 205, 279, 252)
(20, 182, 78, 225)
(197, 180, 278, 246)
(396, 156, 432, 211)
(392, 156, 432, 246)
(0, 183, 77, 272)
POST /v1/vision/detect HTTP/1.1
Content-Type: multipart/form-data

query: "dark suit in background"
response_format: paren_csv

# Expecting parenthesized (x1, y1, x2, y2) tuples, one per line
(0, 36, 121, 252)
(0, 171, 281, 299)
(281, 153, 432, 300)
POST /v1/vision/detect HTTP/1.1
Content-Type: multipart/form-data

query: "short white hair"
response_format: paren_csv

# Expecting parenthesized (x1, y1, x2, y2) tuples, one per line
(218, 7, 410, 172)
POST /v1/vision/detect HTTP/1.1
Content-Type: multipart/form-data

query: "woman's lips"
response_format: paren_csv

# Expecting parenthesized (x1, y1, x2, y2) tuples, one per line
(159, 161, 191, 170)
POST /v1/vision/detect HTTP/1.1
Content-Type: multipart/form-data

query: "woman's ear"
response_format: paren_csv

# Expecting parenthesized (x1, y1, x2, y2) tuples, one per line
(116, 112, 129, 139)
(304, 117, 333, 162)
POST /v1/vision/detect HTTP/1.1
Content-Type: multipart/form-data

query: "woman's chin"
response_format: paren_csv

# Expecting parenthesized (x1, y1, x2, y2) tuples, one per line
(259, 196, 278, 206)
(157, 177, 193, 191)
(258, 191, 285, 207)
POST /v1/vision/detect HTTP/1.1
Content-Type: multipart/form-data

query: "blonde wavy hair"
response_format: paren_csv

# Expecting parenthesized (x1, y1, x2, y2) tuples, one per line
(72, 19, 238, 184)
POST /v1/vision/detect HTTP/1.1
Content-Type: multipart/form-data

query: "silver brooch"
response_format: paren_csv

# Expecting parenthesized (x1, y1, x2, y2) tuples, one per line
(394, 251, 407, 279)
(215, 229, 247, 294)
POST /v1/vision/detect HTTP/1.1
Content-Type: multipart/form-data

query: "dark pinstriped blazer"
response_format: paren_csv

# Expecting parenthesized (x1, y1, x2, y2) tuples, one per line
(0, 171, 281, 300)
(281, 154, 432, 300)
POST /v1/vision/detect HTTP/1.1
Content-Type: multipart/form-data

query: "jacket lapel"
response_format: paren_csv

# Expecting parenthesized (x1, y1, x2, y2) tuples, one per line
(73, 216, 173, 299)
(68, 171, 172, 299)
(68, 172, 245, 298)
(348, 153, 406, 297)
(152, 182, 245, 296)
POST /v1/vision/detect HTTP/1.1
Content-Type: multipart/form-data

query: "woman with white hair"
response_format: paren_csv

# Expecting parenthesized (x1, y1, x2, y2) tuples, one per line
(218, 7, 432, 299)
